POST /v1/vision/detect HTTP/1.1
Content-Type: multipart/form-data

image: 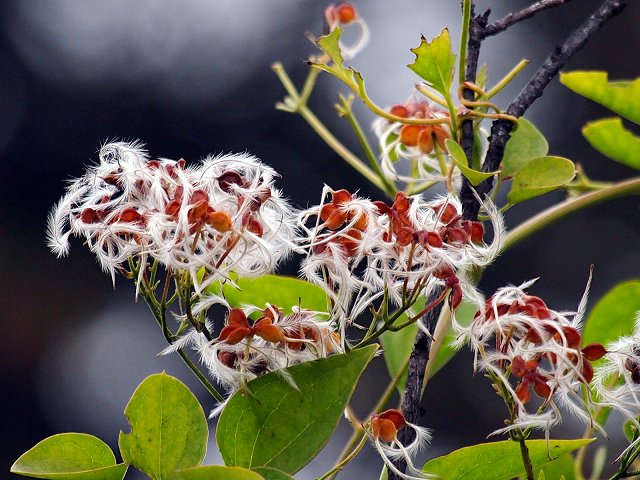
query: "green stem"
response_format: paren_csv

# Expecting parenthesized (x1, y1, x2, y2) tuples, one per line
(338, 95, 397, 196)
(142, 288, 224, 403)
(485, 59, 530, 99)
(503, 176, 640, 251)
(459, 0, 472, 86)
(272, 62, 389, 194)
(316, 434, 368, 480)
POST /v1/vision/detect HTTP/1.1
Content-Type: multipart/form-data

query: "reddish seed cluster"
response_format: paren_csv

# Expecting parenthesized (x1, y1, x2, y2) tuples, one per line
(219, 307, 285, 345)
(371, 409, 407, 442)
(475, 293, 606, 405)
(389, 102, 450, 154)
(314, 189, 369, 257)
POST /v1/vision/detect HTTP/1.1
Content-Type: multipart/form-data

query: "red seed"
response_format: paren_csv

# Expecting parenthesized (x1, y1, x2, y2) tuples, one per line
(399, 125, 423, 147)
(207, 210, 233, 232)
(335, 2, 357, 23)
(227, 308, 250, 329)
(515, 381, 531, 404)
(511, 355, 526, 377)
(389, 105, 409, 118)
(372, 417, 397, 443)
(581, 360, 594, 383)
(582, 343, 607, 361)
(378, 409, 407, 430)
(417, 127, 435, 153)
(332, 189, 353, 205)
(254, 318, 285, 343)
(533, 378, 552, 399)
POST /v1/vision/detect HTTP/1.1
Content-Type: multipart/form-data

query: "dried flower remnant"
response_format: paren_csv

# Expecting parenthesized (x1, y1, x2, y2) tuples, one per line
(373, 98, 452, 183)
(323, 2, 369, 59)
(364, 409, 434, 480)
(47, 141, 297, 293)
(593, 316, 640, 455)
(164, 304, 341, 405)
(456, 279, 606, 439)
(298, 187, 503, 342)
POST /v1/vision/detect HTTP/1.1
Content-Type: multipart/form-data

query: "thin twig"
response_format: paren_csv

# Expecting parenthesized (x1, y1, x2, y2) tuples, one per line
(484, 0, 573, 37)
(461, 0, 627, 221)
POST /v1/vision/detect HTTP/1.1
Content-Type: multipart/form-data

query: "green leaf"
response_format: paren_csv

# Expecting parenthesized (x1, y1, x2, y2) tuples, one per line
(176, 466, 264, 480)
(428, 301, 477, 377)
(381, 301, 475, 391)
(446, 139, 498, 185)
(312, 28, 357, 87)
(408, 29, 456, 96)
(582, 280, 640, 347)
(11, 433, 127, 480)
(507, 156, 576, 204)
(380, 321, 417, 391)
(423, 439, 593, 480)
(538, 454, 575, 480)
(582, 117, 640, 170)
(119, 372, 208, 480)
(477, 64, 488, 90)
(501, 118, 549, 178)
(217, 346, 377, 473)
(472, 128, 487, 171)
(560, 71, 640, 124)
(252, 467, 295, 480)
(217, 275, 328, 314)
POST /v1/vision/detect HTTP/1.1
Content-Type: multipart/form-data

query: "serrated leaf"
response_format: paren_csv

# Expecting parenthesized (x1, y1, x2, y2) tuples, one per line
(560, 71, 640, 124)
(446, 139, 498, 185)
(312, 28, 357, 87)
(501, 118, 549, 178)
(422, 439, 593, 480)
(176, 466, 264, 480)
(408, 29, 456, 96)
(11, 433, 127, 480)
(119, 372, 208, 480)
(582, 280, 640, 348)
(217, 346, 377, 473)
(252, 467, 295, 480)
(539, 453, 575, 480)
(217, 275, 328, 314)
(507, 156, 575, 204)
(582, 117, 640, 170)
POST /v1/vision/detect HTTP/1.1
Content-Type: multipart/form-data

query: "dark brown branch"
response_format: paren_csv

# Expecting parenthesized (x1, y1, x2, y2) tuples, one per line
(461, 0, 627, 221)
(484, 0, 573, 37)
(460, 9, 490, 166)
(389, 288, 445, 479)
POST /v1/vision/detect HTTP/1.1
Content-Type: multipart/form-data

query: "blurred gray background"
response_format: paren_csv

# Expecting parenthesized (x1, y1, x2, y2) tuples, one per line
(1, 0, 639, 478)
